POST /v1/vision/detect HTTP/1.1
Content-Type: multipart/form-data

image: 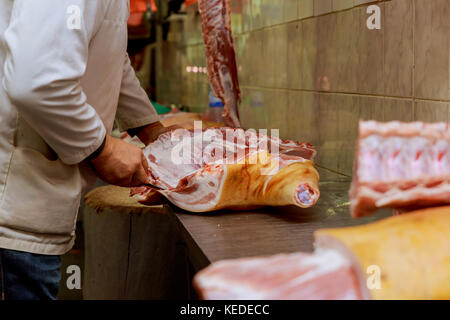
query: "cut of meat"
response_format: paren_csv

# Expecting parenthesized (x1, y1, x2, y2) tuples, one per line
(194, 206, 450, 300)
(350, 121, 450, 218)
(198, 0, 241, 128)
(193, 250, 363, 300)
(131, 128, 319, 212)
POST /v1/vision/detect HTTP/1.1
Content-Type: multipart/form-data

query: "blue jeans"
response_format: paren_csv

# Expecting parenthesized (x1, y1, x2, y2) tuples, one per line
(0, 248, 61, 300)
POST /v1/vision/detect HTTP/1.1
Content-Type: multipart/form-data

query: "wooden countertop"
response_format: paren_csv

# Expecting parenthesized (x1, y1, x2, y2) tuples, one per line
(167, 170, 391, 271)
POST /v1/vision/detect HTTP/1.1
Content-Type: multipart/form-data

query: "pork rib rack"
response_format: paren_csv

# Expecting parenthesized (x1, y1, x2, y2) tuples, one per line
(350, 121, 450, 218)
(198, 0, 241, 127)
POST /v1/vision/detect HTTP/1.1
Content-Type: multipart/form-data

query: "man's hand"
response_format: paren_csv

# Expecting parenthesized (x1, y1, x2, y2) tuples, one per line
(137, 121, 183, 145)
(90, 135, 149, 187)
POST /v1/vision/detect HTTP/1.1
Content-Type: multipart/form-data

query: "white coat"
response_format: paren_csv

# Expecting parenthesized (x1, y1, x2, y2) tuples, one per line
(0, 0, 159, 254)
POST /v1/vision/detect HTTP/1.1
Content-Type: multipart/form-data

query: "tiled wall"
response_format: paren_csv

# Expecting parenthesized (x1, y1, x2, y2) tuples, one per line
(155, 0, 450, 178)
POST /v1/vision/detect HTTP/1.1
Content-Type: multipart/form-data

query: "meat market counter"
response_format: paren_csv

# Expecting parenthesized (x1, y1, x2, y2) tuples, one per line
(83, 169, 390, 299)
(167, 178, 391, 273)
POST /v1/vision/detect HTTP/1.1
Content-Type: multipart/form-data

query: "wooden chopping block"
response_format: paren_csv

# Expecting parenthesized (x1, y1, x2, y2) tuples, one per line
(83, 185, 188, 300)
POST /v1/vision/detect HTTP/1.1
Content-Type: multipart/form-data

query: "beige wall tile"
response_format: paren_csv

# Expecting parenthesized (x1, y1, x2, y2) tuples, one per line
(192, 45, 201, 108)
(238, 32, 250, 86)
(273, 24, 289, 88)
(336, 95, 383, 175)
(192, 45, 202, 107)
(261, 1, 283, 27)
(333, 9, 357, 93)
(251, 0, 263, 30)
(384, 0, 413, 97)
(316, 167, 352, 181)
(383, 98, 414, 122)
(336, 146, 356, 176)
(184, 6, 203, 45)
(240, 87, 267, 129)
(299, 0, 314, 19)
(156, 0, 450, 178)
(242, 0, 252, 32)
(285, 90, 302, 140)
(184, 47, 194, 107)
(315, 94, 339, 167)
(261, 27, 275, 87)
(237, 87, 250, 127)
(311, 11, 358, 93)
(300, 18, 318, 90)
(287, 91, 320, 144)
(314, 14, 337, 92)
(414, 0, 450, 101)
(414, 100, 450, 123)
(355, 3, 384, 95)
(258, 88, 273, 128)
(342, 95, 383, 176)
(336, 94, 359, 176)
(266, 90, 289, 135)
(286, 21, 302, 89)
(314, 0, 333, 16)
(354, 0, 377, 6)
(354, 95, 384, 122)
(250, 29, 265, 87)
(234, 34, 244, 84)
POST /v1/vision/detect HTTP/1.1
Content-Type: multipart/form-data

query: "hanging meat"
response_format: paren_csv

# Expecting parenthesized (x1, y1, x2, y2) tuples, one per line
(131, 128, 319, 212)
(198, 0, 241, 127)
(194, 206, 450, 300)
(350, 121, 450, 218)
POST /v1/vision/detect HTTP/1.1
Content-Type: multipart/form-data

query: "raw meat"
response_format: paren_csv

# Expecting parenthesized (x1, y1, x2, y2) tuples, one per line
(193, 250, 362, 300)
(194, 206, 450, 300)
(131, 128, 319, 212)
(198, 0, 241, 128)
(350, 121, 450, 218)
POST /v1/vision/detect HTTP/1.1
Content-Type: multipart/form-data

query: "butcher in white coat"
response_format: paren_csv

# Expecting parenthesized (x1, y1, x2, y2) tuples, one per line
(0, 0, 171, 299)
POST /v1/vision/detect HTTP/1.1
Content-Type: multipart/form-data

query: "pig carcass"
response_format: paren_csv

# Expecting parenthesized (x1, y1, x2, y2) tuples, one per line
(350, 121, 450, 218)
(131, 128, 319, 212)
